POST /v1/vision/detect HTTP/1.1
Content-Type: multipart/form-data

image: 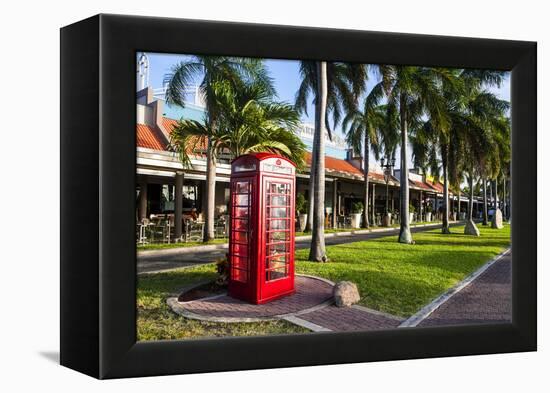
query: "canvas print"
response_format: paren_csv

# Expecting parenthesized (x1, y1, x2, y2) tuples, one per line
(136, 52, 511, 341)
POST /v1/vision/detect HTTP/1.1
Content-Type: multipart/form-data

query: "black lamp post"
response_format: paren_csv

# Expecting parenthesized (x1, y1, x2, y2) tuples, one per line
(381, 156, 396, 226)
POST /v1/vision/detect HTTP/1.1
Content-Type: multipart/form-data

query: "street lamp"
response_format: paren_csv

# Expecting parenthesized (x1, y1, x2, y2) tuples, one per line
(381, 156, 396, 226)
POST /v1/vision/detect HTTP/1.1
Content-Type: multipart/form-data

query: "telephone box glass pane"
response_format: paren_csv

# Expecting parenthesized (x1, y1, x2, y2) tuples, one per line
(232, 243, 249, 257)
(270, 195, 288, 206)
(235, 194, 249, 206)
(267, 207, 287, 218)
(233, 230, 248, 243)
(232, 218, 248, 230)
(235, 181, 249, 193)
(268, 231, 289, 242)
(233, 256, 248, 270)
(234, 207, 249, 218)
(268, 219, 289, 230)
(233, 269, 248, 282)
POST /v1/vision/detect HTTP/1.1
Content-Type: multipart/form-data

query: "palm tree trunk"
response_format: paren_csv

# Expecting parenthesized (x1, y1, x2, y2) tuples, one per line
(441, 144, 451, 234)
(482, 176, 488, 225)
(508, 176, 512, 225)
(362, 134, 370, 228)
(456, 186, 462, 221)
(502, 177, 507, 220)
(203, 136, 216, 242)
(494, 179, 499, 209)
(468, 171, 474, 220)
(309, 61, 328, 261)
(304, 136, 316, 233)
(398, 95, 412, 244)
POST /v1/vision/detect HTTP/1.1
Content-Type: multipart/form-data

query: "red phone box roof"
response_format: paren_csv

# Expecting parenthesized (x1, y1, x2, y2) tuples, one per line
(231, 153, 295, 175)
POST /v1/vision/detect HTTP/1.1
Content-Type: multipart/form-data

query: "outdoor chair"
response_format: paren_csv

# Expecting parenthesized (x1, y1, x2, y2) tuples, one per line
(214, 219, 227, 239)
(185, 220, 205, 242)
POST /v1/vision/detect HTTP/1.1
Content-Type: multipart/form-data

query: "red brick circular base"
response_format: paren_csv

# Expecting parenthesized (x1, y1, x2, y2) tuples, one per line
(167, 275, 334, 322)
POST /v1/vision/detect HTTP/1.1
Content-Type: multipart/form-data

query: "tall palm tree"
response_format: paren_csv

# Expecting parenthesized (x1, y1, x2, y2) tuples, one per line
(295, 61, 366, 261)
(342, 84, 385, 228)
(164, 56, 266, 241)
(460, 69, 508, 226)
(380, 66, 451, 243)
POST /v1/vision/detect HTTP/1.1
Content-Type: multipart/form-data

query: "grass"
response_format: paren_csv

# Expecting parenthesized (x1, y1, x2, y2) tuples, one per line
(137, 222, 510, 340)
(137, 238, 226, 251)
(137, 264, 308, 341)
(295, 223, 510, 317)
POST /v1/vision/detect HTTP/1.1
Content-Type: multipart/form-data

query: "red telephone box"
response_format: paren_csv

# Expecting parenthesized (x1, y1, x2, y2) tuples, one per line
(228, 153, 296, 304)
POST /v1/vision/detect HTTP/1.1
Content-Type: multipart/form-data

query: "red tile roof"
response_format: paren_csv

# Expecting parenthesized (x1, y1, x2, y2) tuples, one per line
(303, 152, 398, 181)
(424, 180, 455, 195)
(410, 179, 436, 192)
(161, 117, 208, 155)
(136, 124, 167, 150)
(368, 171, 387, 182)
(304, 152, 363, 177)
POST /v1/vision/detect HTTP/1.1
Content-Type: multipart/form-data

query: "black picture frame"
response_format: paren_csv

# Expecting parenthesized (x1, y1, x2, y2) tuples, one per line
(60, 14, 536, 379)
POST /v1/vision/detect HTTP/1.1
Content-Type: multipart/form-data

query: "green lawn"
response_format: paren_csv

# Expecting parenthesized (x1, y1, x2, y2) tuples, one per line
(137, 222, 510, 340)
(296, 223, 510, 317)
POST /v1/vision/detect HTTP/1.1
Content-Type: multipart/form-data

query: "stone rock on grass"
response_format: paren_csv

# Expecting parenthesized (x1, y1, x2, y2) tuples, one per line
(464, 219, 480, 236)
(334, 281, 360, 307)
(491, 208, 504, 229)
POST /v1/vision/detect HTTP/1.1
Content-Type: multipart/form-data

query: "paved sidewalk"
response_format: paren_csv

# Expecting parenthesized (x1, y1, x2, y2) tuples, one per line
(418, 253, 512, 327)
(138, 222, 463, 274)
(297, 305, 402, 332)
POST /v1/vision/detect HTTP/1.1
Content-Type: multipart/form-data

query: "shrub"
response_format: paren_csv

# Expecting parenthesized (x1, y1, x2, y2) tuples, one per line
(296, 193, 307, 214)
(351, 201, 364, 214)
(215, 256, 230, 287)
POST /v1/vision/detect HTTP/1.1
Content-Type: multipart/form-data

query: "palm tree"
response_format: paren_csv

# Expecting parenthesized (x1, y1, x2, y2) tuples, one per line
(380, 66, 451, 243)
(170, 76, 306, 187)
(342, 84, 385, 228)
(164, 56, 264, 241)
(295, 61, 366, 261)
(460, 70, 509, 226)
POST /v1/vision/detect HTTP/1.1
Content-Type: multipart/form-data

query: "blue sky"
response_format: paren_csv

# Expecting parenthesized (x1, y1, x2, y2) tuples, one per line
(143, 52, 510, 167)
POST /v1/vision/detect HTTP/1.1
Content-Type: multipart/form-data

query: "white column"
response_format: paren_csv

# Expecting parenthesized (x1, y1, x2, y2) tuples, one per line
(174, 172, 184, 240)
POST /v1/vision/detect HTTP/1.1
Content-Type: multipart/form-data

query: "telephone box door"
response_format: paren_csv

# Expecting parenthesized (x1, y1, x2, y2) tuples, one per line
(260, 176, 295, 301)
(228, 177, 255, 299)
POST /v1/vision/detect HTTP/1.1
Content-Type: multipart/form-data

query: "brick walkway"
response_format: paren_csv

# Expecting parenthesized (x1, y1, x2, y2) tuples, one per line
(298, 305, 402, 331)
(170, 274, 403, 330)
(418, 253, 512, 327)
(173, 275, 333, 320)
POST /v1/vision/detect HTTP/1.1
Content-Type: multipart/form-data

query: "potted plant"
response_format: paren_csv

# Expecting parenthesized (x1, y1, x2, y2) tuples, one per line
(425, 204, 433, 222)
(409, 203, 416, 223)
(382, 210, 392, 227)
(350, 201, 363, 229)
(295, 193, 308, 232)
